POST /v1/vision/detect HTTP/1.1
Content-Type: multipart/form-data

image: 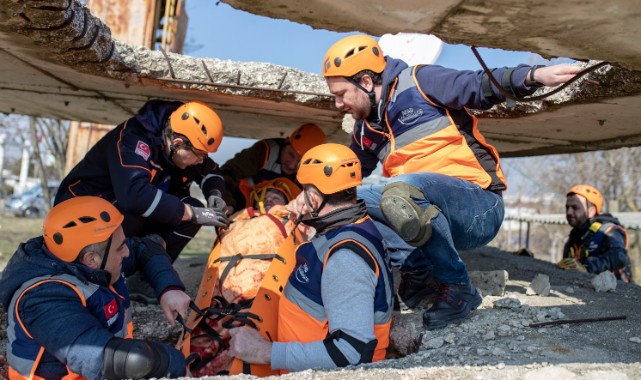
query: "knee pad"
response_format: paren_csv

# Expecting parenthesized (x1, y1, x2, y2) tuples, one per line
(380, 182, 440, 247)
(103, 338, 170, 379)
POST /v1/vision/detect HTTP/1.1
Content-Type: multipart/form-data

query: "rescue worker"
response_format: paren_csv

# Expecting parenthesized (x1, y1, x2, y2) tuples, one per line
(54, 99, 230, 303)
(321, 35, 582, 329)
(228, 143, 394, 372)
(559, 184, 632, 282)
(220, 123, 326, 212)
(0, 196, 190, 380)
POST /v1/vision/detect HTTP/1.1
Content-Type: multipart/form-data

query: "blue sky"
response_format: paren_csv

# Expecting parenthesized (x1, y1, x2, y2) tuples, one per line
(184, 2, 535, 74)
(184, 1, 542, 178)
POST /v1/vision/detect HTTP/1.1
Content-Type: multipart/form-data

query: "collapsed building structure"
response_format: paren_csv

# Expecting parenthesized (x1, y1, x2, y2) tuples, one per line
(1, 0, 641, 161)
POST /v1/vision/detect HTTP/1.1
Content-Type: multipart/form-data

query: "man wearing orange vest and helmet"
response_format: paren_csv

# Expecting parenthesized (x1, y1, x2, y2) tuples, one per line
(321, 35, 582, 329)
(0, 196, 190, 380)
(228, 143, 394, 372)
(559, 184, 632, 282)
(220, 123, 326, 212)
(55, 100, 230, 303)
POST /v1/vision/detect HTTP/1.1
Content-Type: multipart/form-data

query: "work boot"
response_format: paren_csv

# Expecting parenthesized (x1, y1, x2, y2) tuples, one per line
(422, 282, 482, 330)
(380, 182, 440, 247)
(397, 271, 440, 309)
(126, 272, 158, 305)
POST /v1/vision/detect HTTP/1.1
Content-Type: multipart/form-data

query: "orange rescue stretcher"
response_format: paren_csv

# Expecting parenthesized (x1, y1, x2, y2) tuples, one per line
(176, 205, 301, 376)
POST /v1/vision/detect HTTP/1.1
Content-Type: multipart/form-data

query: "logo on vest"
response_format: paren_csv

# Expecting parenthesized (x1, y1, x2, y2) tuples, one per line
(295, 262, 310, 284)
(398, 107, 424, 125)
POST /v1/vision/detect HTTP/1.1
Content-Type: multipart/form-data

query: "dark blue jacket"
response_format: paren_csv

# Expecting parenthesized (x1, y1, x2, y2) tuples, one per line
(563, 214, 632, 281)
(0, 236, 186, 379)
(55, 99, 225, 225)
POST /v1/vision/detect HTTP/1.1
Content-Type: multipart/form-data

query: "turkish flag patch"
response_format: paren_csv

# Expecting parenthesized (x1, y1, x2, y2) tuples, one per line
(361, 135, 373, 149)
(135, 140, 151, 161)
(104, 299, 118, 319)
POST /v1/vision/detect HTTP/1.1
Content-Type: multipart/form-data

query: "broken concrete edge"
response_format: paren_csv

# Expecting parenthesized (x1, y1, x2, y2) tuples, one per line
(0, 0, 334, 107)
(2, 0, 641, 119)
(476, 61, 641, 118)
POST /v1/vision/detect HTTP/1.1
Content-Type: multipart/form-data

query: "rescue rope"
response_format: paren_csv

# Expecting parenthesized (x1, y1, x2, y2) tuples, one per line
(471, 46, 609, 102)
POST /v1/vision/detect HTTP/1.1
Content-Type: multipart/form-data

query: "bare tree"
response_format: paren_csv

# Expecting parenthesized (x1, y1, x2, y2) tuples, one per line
(36, 118, 69, 180)
(27, 117, 69, 212)
(503, 147, 641, 283)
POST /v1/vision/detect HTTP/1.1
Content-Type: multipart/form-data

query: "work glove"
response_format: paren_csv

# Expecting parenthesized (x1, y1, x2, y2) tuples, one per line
(207, 194, 227, 212)
(557, 257, 587, 272)
(190, 205, 230, 228)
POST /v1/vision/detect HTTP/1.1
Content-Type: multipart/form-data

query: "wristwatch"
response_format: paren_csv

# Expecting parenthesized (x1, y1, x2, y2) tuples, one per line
(528, 65, 545, 87)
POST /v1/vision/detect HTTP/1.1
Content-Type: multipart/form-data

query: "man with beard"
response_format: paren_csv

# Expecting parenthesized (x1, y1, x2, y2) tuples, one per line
(320, 34, 582, 329)
(559, 184, 632, 282)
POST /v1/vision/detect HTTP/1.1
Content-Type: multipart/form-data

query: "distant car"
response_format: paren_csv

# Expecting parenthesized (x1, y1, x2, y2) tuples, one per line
(3, 182, 60, 218)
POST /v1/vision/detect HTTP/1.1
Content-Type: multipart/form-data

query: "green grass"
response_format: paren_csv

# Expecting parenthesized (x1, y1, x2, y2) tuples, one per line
(0, 213, 215, 270)
(0, 214, 43, 270)
(179, 227, 218, 258)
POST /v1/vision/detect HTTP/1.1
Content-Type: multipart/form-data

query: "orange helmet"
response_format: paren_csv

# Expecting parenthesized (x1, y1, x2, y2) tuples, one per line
(169, 101, 224, 153)
(568, 184, 604, 214)
(297, 143, 362, 194)
(43, 196, 124, 262)
(322, 35, 386, 78)
(249, 178, 302, 213)
(289, 124, 326, 157)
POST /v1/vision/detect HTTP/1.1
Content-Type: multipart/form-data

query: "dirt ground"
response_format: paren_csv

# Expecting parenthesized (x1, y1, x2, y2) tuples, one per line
(1, 233, 641, 379)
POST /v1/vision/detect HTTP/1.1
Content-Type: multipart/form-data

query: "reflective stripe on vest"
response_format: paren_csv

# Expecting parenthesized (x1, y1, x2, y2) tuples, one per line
(367, 66, 507, 191)
(278, 218, 393, 362)
(7, 274, 133, 379)
(576, 221, 628, 259)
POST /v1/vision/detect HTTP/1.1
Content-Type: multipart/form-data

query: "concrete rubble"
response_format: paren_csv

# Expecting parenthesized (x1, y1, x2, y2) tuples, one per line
(591, 271, 618, 293)
(1, 247, 640, 379)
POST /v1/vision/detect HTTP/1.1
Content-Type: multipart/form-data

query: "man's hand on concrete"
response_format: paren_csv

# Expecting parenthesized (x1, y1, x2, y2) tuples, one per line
(534, 64, 582, 87)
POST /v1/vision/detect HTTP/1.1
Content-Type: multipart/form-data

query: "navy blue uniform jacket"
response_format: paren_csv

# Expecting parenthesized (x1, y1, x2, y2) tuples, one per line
(55, 100, 225, 226)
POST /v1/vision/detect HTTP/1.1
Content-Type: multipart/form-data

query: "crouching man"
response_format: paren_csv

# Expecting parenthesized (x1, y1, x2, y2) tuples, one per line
(559, 184, 632, 282)
(0, 196, 190, 379)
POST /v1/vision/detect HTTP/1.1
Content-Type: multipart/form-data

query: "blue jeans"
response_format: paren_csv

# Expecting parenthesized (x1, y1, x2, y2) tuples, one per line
(358, 173, 504, 284)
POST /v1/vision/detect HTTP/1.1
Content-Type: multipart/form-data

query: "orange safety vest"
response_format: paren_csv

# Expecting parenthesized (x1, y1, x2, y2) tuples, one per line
(354, 65, 507, 191)
(278, 217, 393, 367)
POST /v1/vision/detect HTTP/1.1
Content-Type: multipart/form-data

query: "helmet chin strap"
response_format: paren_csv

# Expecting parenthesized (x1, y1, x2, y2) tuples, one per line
(303, 188, 326, 218)
(100, 235, 113, 271)
(164, 122, 178, 162)
(347, 77, 378, 118)
(88, 235, 113, 286)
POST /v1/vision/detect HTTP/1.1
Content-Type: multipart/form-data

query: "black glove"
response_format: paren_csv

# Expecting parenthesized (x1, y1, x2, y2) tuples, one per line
(191, 205, 230, 228)
(207, 194, 227, 212)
